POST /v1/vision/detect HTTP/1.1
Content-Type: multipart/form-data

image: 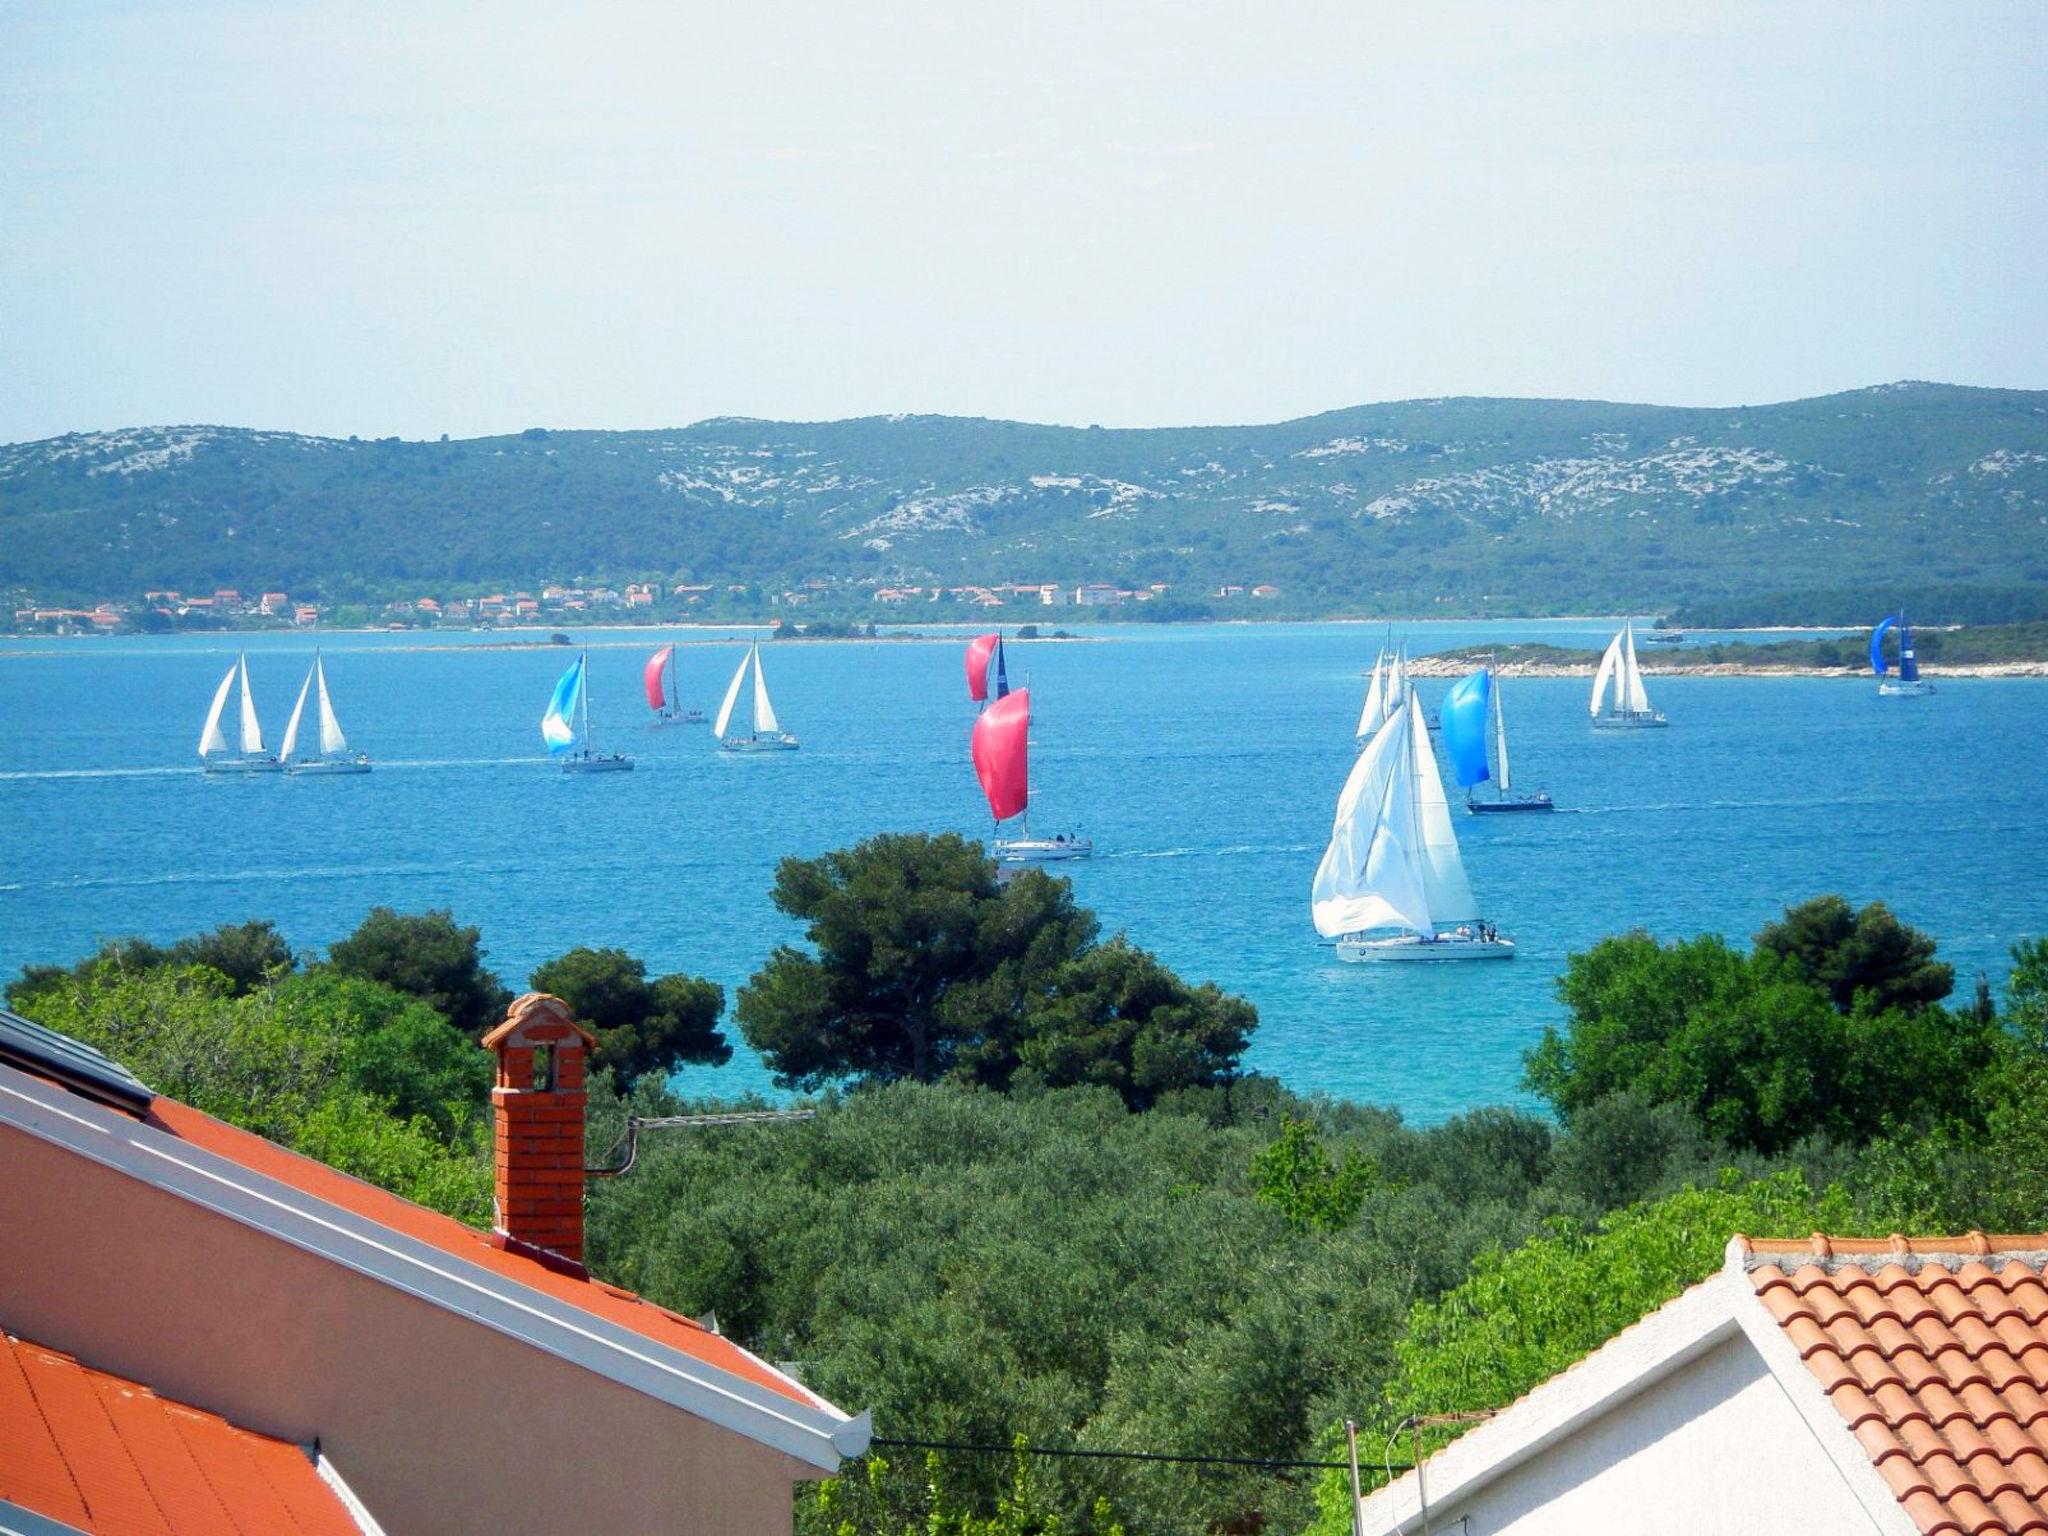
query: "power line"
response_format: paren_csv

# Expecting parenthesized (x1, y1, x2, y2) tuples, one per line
(868, 1435, 1411, 1475)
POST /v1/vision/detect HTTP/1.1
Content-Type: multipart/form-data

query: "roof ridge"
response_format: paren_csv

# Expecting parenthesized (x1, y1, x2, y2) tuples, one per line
(1730, 1232, 2048, 1268)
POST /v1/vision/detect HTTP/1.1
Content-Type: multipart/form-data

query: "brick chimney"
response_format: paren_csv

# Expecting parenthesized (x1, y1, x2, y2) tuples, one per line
(482, 993, 596, 1274)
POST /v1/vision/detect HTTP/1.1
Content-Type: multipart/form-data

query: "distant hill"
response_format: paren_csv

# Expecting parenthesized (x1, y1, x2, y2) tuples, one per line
(4, 383, 2046, 616)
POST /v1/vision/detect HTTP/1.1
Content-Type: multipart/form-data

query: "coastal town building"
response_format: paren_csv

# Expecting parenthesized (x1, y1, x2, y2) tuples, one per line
(0, 997, 868, 1536)
(1357, 1232, 2048, 1536)
(1074, 583, 1122, 607)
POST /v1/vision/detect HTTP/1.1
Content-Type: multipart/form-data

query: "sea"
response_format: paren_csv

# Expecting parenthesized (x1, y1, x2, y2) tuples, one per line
(1, 620, 2040, 1123)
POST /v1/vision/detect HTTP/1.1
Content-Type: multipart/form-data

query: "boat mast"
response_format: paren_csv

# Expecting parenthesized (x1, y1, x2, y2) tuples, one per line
(580, 649, 592, 754)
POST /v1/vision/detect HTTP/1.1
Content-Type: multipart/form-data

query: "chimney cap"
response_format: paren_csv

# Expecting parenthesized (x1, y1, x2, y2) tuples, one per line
(481, 992, 597, 1051)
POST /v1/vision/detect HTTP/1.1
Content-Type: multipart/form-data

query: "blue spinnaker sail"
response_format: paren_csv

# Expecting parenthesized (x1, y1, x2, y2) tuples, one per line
(1898, 615, 1920, 682)
(542, 656, 584, 754)
(1439, 668, 1492, 789)
(1870, 615, 1898, 677)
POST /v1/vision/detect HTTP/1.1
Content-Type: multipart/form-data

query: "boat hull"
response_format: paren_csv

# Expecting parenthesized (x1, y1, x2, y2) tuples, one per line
(652, 712, 707, 726)
(1335, 933, 1515, 962)
(561, 754, 635, 773)
(287, 758, 372, 775)
(203, 757, 283, 774)
(1468, 794, 1553, 814)
(721, 734, 800, 752)
(995, 838, 1094, 864)
(1591, 712, 1668, 730)
(1877, 681, 1936, 696)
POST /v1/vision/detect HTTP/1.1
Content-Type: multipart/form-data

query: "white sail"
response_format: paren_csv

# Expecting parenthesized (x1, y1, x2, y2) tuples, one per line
(280, 665, 313, 760)
(199, 664, 236, 758)
(1355, 653, 1386, 738)
(751, 642, 782, 734)
(236, 654, 265, 754)
(1493, 669, 1512, 792)
(713, 646, 750, 739)
(1386, 650, 1407, 718)
(1622, 622, 1652, 714)
(1311, 701, 1430, 938)
(315, 656, 349, 754)
(1406, 690, 1478, 926)
(1590, 629, 1624, 716)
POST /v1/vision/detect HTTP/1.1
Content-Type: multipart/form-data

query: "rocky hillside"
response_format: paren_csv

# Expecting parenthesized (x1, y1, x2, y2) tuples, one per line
(4, 383, 2045, 614)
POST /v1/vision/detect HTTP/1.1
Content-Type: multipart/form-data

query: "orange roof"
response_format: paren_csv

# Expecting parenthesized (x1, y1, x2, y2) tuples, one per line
(0, 1326, 363, 1536)
(1740, 1233, 2048, 1536)
(143, 1096, 817, 1412)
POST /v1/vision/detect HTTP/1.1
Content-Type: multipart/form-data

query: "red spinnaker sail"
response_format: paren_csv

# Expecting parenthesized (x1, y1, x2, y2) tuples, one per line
(643, 645, 673, 711)
(971, 688, 1030, 821)
(965, 633, 1000, 702)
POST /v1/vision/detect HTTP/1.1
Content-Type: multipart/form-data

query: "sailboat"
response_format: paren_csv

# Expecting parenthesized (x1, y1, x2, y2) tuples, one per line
(1442, 665, 1552, 813)
(1872, 613, 1936, 696)
(644, 644, 705, 724)
(714, 641, 799, 751)
(971, 685, 1092, 864)
(543, 651, 634, 772)
(1355, 642, 1406, 739)
(280, 652, 371, 773)
(1589, 620, 1667, 729)
(1312, 689, 1512, 961)
(198, 652, 282, 772)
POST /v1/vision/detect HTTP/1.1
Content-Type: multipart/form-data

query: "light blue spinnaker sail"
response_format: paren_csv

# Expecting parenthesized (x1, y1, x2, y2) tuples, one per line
(1870, 614, 1898, 678)
(1438, 668, 1492, 789)
(542, 656, 585, 754)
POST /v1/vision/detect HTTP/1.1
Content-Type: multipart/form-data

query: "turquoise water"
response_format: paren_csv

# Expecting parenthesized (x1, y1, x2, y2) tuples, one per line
(0, 621, 2039, 1122)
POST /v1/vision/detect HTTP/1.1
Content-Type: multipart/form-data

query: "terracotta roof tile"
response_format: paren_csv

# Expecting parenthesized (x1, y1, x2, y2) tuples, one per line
(1739, 1232, 2048, 1536)
(0, 1327, 360, 1535)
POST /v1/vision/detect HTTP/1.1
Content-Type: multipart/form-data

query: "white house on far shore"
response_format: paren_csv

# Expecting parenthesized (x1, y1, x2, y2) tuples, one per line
(1356, 1231, 2048, 1536)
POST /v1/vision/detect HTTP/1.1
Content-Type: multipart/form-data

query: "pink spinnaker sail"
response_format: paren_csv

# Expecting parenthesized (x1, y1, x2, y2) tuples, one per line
(971, 688, 1030, 821)
(965, 633, 1000, 702)
(643, 646, 673, 711)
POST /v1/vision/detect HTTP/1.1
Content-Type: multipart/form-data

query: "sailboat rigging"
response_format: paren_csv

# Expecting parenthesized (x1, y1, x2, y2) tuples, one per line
(198, 652, 282, 773)
(644, 644, 705, 724)
(280, 652, 371, 773)
(1872, 613, 1935, 696)
(1589, 620, 1668, 729)
(544, 651, 634, 772)
(1311, 690, 1512, 961)
(1441, 664, 1552, 813)
(715, 641, 799, 751)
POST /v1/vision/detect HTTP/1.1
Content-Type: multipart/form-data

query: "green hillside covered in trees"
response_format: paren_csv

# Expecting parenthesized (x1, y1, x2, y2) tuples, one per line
(5, 382, 2047, 617)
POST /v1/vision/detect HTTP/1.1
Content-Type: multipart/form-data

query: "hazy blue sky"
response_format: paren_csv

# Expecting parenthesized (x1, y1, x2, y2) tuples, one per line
(4, 1, 2044, 442)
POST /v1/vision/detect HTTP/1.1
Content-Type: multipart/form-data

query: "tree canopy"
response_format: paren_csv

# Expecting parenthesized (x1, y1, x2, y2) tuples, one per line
(528, 946, 729, 1088)
(1754, 894, 1954, 1013)
(734, 832, 1255, 1107)
(326, 906, 512, 1035)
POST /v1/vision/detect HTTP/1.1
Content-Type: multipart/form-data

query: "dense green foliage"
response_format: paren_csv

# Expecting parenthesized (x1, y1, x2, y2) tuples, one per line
(528, 946, 730, 1087)
(737, 833, 1254, 1107)
(8, 891, 2045, 1536)
(7, 384, 2047, 617)
(1438, 620, 2048, 674)
(1525, 899, 1997, 1152)
(327, 906, 513, 1034)
(1672, 585, 2048, 628)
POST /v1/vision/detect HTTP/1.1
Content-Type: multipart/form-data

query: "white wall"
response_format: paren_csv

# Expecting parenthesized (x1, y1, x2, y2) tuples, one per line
(1427, 1334, 1886, 1536)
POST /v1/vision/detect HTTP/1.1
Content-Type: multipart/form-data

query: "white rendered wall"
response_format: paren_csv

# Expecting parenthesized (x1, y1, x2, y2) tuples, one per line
(1428, 1334, 1885, 1536)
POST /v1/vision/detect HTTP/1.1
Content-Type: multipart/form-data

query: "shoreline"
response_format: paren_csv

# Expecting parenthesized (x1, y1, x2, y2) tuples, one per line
(1404, 657, 2048, 679)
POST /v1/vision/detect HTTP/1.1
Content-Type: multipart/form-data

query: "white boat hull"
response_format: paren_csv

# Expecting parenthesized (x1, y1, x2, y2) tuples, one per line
(287, 757, 372, 775)
(1335, 932, 1515, 962)
(1877, 680, 1935, 696)
(721, 734, 800, 752)
(1591, 711, 1668, 730)
(562, 754, 634, 773)
(995, 837, 1094, 864)
(204, 757, 283, 774)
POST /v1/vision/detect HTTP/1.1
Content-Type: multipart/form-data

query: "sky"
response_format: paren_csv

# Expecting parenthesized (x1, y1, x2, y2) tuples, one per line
(3, 1, 2045, 443)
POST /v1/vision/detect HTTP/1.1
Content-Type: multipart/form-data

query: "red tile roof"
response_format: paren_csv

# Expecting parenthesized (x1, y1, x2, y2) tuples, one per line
(0, 1326, 363, 1536)
(1739, 1233, 2048, 1536)
(143, 1096, 820, 1412)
